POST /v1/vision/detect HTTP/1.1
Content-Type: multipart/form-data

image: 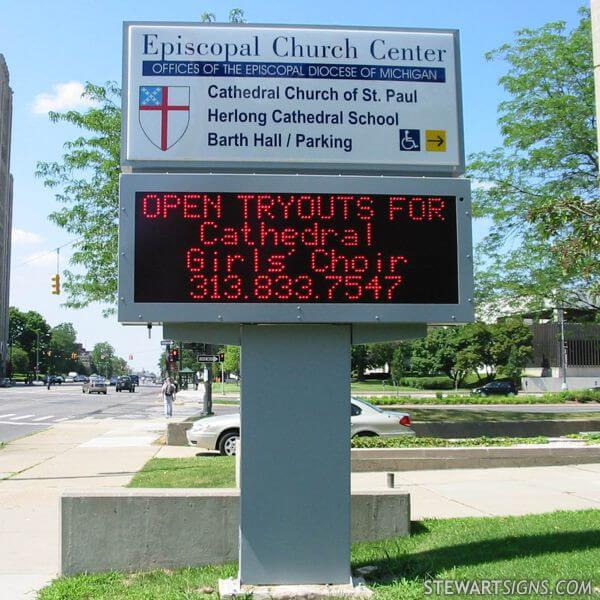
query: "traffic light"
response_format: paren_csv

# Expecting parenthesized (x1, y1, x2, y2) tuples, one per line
(168, 348, 180, 363)
(51, 274, 60, 295)
(218, 352, 225, 362)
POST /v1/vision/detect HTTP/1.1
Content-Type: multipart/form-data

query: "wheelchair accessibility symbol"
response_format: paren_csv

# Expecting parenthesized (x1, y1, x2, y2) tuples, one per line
(399, 129, 421, 151)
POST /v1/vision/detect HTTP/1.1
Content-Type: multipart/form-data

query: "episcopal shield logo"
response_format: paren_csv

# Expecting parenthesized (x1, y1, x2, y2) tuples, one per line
(138, 86, 190, 151)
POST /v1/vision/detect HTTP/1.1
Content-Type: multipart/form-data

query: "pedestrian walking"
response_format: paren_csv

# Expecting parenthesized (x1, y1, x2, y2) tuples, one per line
(162, 377, 176, 418)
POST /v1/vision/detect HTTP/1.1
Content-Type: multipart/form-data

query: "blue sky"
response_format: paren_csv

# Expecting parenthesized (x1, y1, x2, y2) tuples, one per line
(0, 0, 585, 371)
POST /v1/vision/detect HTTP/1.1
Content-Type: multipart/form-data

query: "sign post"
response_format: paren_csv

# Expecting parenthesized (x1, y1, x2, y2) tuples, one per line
(120, 21, 472, 595)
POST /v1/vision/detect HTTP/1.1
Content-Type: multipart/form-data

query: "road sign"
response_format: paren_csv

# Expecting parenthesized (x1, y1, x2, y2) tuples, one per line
(197, 355, 221, 363)
(118, 173, 473, 325)
(122, 23, 463, 175)
(160, 339, 174, 345)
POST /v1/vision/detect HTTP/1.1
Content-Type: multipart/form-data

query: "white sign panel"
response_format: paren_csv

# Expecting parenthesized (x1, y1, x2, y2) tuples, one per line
(123, 23, 464, 174)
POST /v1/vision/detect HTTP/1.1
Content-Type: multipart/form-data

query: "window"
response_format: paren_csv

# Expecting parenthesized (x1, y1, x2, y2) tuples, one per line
(351, 403, 362, 417)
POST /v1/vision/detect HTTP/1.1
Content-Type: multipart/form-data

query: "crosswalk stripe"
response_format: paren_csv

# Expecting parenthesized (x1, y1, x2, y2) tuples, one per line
(0, 413, 16, 418)
(11, 414, 35, 420)
(33, 415, 54, 421)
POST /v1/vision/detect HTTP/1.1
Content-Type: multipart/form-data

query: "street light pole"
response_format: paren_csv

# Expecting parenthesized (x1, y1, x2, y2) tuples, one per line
(558, 306, 568, 390)
(36, 331, 40, 382)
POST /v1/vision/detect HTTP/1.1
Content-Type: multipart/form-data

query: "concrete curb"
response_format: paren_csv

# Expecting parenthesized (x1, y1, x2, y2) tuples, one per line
(351, 446, 600, 472)
(60, 489, 410, 575)
(412, 419, 600, 438)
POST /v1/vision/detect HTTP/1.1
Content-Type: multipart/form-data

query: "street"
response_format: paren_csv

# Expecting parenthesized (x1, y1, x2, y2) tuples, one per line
(0, 384, 229, 443)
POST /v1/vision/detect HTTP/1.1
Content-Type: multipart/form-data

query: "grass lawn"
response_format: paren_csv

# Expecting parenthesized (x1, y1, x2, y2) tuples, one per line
(406, 408, 600, 423)
(128, 457, 236, 489)
(38, 510, 600, 599)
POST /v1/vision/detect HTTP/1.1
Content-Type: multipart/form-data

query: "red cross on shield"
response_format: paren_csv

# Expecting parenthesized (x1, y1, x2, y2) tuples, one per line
(138, 86, 190, 151)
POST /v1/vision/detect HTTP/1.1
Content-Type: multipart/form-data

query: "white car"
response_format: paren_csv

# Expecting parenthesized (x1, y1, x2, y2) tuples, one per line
(186, 397, 415, 456)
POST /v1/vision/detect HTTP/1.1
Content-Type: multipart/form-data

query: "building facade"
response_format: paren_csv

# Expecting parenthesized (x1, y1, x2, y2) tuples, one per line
(0, 55, 13, 378)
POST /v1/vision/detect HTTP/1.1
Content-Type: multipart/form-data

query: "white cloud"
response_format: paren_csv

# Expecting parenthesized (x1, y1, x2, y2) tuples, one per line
(12, 228, 44, 245)
(31, 81, 95, 115)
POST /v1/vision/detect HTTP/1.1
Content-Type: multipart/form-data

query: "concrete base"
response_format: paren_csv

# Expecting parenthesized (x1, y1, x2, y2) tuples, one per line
(219, 577, 373, 599)
(60, 489, 409, 575)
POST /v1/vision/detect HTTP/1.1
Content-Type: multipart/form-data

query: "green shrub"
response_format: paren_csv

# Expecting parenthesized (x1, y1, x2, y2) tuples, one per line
(566, 432, 600, 444)
(366, 389, 600, 405)
(351, 435, 549, 448)
(399, 376, 454, 390)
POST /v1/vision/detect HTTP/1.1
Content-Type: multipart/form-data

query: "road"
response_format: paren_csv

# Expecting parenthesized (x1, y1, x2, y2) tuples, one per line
(0, 384, 235, 443)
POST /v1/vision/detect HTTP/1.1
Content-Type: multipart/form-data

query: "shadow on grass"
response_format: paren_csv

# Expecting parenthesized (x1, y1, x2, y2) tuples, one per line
(355, 529, 600, 584)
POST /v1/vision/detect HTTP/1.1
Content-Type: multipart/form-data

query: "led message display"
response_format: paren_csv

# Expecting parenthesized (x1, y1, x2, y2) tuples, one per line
(133, 191, 458, 304)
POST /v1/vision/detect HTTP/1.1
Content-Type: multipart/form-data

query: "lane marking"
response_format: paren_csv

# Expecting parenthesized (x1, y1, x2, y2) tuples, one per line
(33, 415, 54, 421)
(10, 414, 35, 421)
(0, 413, 16, 418)
(53, 417, 72, 422)
(0, 420, 48, 426)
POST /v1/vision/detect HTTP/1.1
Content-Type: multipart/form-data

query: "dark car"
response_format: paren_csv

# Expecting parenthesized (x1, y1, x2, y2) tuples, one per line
(130, 375, 140, 386)
(472, 381, 518, 396)
(116, 376, 135, 393)
(73, 374, 88, 383)
(44, 375, 63, 385)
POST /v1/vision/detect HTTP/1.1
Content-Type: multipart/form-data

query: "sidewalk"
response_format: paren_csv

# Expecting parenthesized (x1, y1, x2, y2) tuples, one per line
(0, 418, 168, 600)
(352, 462, 600, 518)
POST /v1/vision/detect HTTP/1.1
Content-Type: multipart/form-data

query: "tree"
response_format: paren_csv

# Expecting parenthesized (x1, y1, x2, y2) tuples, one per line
(351, 345, 370, 380)
(9, 345, 29, 374)
(36, 9, 246, 315)
(469, 8, 599, 314)
(411, 328, 468, 388)
(90, 342, 117, 377)
(490, 318, 533, 380)
(8, 307, 51, 372)
(390, 341, 413, 382)
(223, 346, 240, 374)
(367, 343, 398, 372)
(49, 323, 79, 374)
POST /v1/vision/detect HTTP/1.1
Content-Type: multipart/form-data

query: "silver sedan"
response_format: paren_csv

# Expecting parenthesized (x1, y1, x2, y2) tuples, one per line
(82, 377, 108, 395)
(187, 397, 414, 456)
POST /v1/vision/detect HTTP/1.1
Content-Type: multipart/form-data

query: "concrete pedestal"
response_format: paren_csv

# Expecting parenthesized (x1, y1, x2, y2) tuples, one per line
(239, 324, 351, 585)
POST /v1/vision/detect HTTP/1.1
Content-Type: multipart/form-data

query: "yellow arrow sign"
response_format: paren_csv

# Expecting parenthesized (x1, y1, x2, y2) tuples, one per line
(425, 130, 446, 152)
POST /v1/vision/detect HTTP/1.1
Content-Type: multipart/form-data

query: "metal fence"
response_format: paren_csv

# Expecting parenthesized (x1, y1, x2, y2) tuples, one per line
(527, 322, 600, 368)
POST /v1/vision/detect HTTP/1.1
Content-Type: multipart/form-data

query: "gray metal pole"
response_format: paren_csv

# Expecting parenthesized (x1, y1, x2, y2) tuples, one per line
(559, 307, 568, 390)
(239, 324, 351, 585)
(36, 331, 39, 382)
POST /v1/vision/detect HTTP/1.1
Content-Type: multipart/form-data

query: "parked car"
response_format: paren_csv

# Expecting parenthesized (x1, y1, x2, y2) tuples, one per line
(64, 376, 74, 383)
(82, 377, 107, 394)
(0, 377, 11, 388)
(186, 397, 414, 456)
(116, 376, 135, 393)
(44, 375, 63, 385)
(472, 381, 518, 396)
(73, 374, 88, 383)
